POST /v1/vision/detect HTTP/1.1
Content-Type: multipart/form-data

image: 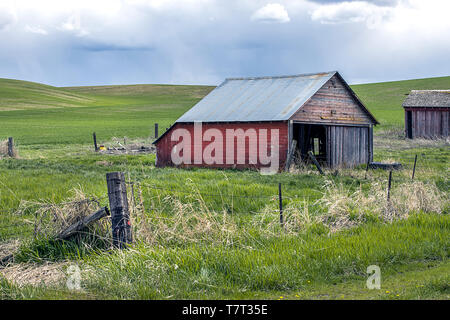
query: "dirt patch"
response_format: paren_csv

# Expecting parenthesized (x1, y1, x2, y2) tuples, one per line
(374, 133, 450, 151)
(97, 137, 156, 155)
(1, 262, 68, 287)
(95, 160, 112, 166)
(99, 145, 155, 155)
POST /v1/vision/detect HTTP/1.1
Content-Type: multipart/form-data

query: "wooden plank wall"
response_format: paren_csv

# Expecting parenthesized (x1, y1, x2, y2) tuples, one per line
(326, 126, 370, 168)
(291, 75, 373, 125)
(407, 108, 449, 138)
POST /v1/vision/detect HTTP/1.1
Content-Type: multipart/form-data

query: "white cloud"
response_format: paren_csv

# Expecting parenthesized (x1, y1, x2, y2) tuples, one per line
(251, 3, 290, 23)
(0, 3, 16, 31)
(382, 0, 450, 35)
(309, 0, 450, 32)
(128, 0, 211, 11)
(310, 1, 392, 28)
(60, 13, 89, 37)
(25, 25, 48, 35)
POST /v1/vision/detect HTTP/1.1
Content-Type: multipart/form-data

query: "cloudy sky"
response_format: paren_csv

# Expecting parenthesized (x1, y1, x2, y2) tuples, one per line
(0, 0, 449, 86)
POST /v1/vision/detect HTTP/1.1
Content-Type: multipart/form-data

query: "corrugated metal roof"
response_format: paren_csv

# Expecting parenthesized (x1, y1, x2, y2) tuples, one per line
(403, 90, 450, 108)
(176, 71, 337, 122)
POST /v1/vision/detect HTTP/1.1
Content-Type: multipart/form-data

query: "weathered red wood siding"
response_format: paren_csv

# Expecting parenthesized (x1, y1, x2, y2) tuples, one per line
(290, 75, 372, 125)
(405, 107, 449, 138)
(155, 121, 288, 170)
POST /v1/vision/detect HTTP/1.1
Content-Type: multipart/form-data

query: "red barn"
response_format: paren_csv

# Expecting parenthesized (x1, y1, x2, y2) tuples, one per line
(154, 71, 378, 171)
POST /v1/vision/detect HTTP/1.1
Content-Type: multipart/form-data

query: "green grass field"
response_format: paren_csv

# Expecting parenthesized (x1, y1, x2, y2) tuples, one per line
(0, 78, 213, 146)
(0, 75, 448, 300)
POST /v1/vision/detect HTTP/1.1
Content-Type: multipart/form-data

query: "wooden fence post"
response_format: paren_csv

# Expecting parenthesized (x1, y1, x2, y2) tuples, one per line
(155, 123, 159, 139)
(412, 154, 417, 180)
(7, 137, 14, 157)
(93, 132, 98, 151)
(278, 183, 283, 227)
(387, 170, 393, 202)
(106, 172, 132, 248)
(308, 151, 324, 175)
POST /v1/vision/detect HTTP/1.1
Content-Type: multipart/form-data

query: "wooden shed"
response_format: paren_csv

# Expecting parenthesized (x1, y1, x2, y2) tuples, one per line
(154, 71, 378, 170)
(402, 90, 450, 139)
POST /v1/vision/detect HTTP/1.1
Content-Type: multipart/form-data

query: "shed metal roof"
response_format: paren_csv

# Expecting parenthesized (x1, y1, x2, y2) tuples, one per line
(402, 90, 450, 108)
(176, 71, 337, 122)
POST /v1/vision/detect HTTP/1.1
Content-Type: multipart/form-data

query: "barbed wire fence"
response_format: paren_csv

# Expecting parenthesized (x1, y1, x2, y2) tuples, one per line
(0, 153, 444, 237)
(0, 148, 448, 264)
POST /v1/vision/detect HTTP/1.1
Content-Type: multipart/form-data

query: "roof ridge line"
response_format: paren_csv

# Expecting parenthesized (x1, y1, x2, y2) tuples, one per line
(225, 71, 337, 81)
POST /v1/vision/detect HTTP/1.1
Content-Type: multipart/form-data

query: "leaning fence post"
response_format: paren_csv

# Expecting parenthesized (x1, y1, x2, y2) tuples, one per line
(387, 170, 393, 202)
(154, 123, 159, 139)
(93, 132, 98, 152)
(412, 154, 417, 180)
(278, 183, 283, 227)
(308, 151, 324, 175)
(284, 140, 297, 172)
(106, 172, 132, 248)
(7, 137, 14, 157)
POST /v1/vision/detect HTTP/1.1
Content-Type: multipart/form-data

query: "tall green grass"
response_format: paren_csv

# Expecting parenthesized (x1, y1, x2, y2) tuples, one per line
(80, 213, 448, 299)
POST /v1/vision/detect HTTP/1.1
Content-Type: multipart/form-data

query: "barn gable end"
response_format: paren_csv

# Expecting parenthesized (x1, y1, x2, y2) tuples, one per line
(290, 74, 376, 125)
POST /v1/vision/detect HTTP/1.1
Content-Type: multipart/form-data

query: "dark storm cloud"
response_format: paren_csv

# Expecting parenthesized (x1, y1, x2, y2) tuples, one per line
(0, 1, 448, 87)
(77, 42, 155, 52)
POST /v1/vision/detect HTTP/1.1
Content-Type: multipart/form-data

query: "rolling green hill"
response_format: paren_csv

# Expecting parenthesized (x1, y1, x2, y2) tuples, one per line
(0, 75, 449, 146)
(0, 79, 214, 146)
(0, 78, 95, 111)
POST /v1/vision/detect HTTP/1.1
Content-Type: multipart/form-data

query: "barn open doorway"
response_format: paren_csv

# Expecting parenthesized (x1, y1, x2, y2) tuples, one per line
(293, 123, 327, 164)
(406, 111, 413, 139)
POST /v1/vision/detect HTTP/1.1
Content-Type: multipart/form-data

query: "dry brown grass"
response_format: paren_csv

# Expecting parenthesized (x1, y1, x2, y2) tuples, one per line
(392, 180, 446, 216)
(95, 160, 113, 166)
(0, 240, 20, 258)
(251, 200, 317, 236)
(1, 262, 67, 287)
(128, 177, 447, 246)
(131, 192, 239, 246)
(317, 178, 447, 231)
(374, 130, 450, 151)
(287, 150, 321, 175)
(252, 178, 447, 235)
(16, 188, 110, 240)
